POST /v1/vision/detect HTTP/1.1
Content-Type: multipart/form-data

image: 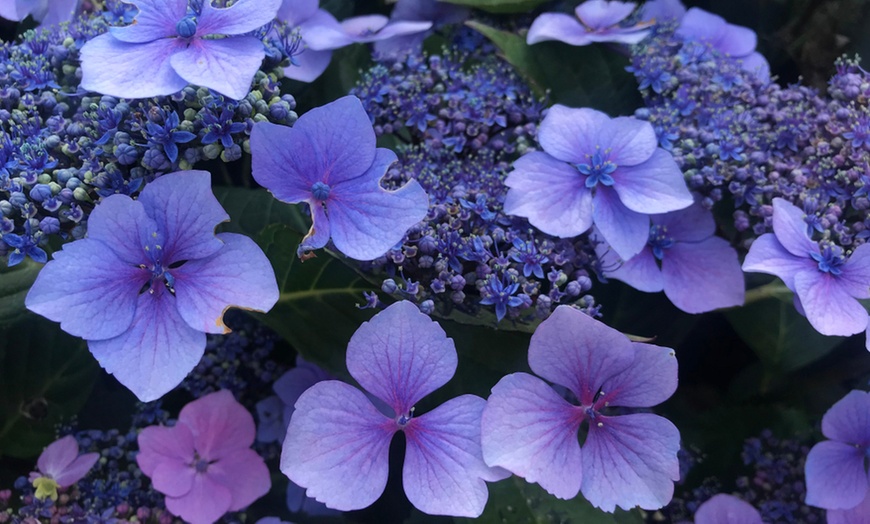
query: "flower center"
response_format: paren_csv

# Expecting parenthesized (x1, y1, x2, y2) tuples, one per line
(176, 15, 198, 39)
(811, 244, 845, 276)
(648, 225, 675, 260)
(396, 407, 414, 427)
(31, 476, 59, 502)
(576, 149, 617, 188)
(311, 181, 331, 201)
(194, 457, 210, 473)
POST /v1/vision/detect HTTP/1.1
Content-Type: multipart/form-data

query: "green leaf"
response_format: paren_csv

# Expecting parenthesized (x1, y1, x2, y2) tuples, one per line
(0, 315, 99, 459)
(441, 0, 549, 14)
(212, 186, 309, 237)
(0, 259, 41, 328)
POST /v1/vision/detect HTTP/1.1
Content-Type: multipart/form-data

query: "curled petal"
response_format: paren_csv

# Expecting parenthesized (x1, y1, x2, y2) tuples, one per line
(298, 202, 331, 257)
(575, 0, 635, 28)
(742, 233, 815, 290)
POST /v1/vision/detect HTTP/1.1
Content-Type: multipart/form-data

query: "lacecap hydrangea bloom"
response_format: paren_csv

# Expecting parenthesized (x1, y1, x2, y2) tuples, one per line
(527, 0, 651, 46)
(693, 494, 763, 524)
(252, 95, 429, 260)
(25, 171, 279, 401)
(481, 305, 681, 512)
(28, 435, 99, 502)
(281, 301, 507, 517)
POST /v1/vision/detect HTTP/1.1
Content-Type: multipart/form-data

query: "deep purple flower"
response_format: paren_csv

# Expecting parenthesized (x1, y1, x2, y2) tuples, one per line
(201, 109, 247, 149)
(504, 105, 693, 259)
(145, 112, 195, 164)
(137, 390, 271, 524)
(281, 301, 507, 517)
(251, 96, 429, 260)
(694, 494, 763, 524)
(80, 0, 281, 99)
(0, 0, 78, 25)
(25, 171, 279, 401)
(28, 435, 99, 502)
(675, 8, 770, 81)
(527, 0, 651, 46)
(3, 220, 47, 266)
(481, 305, 681, 512)
(743, 198, 870, 339)
(596, 201, 745, 313)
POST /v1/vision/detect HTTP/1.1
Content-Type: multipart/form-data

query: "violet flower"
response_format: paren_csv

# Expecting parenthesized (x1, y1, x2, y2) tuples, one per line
(28, 435, 99, 502)
(527, 0, 651, 46)
(0, 0, 77, 25)
(693, 494, 763, 524)
(374, 0, 469, 59)
(25, 171, 279, 402)
(743, 198, 870, 339)
(137, 390, 271, 524)
(480, 305, 681, 512)
(676, 8, 770, 81)
(281, 301, 507, 517)
(504, 105, 693, 259)
(640, 0, 686, 22)
(80, 0, 282, 100)
(595, 201, 745, 313)
(251, 95, 429, 261)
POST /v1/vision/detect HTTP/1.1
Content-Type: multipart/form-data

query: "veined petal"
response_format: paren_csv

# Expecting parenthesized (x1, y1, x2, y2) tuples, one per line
(37, 436, 78, 479)
(178, 390, 256, 460)
(794, 271, 869, 337)
(821, 390, 870, 445)
(599, 244, 664, 293)
(527, 13, 590, 46)
(197, 0, 282, 36)
(772, 198, 818, 258)
(281, 381, 395, 511)
(109, 0, 187, 43)
(136, 423, 196, 477)
(537, 106, 610, 164)
(206, 448, 271, 511)
(694, 494, 763, 524)
(611, 149, 693, 214)
(593, 187, 650, 260)
(600, 343, 677, 408)
(742, 233, 815, 290)
(80, 34, 187, 98)
(53, 451, 99, 487)
(805, 440, 869, 509)
(347, 301, 456, 415)
(164, 473, 233, 524)
(662, 237, 745, 313)
(481, 373, 583, 500)
(170, 36, 265, 100)
(86, 194, 157, 265)
(250, 121, 321, 201)
(283, 48, 332, 82)
(599, 116, 658, 167)
(581, 413, 680, 512)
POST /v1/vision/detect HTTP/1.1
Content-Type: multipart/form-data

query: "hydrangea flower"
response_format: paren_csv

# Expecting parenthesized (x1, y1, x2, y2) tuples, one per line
(640, 0, 686, 22)
(256, 356, 331, 444)
(373, 0, 469, 58)
(504, 105, 693, 259)
(137, 390, 270, 524)
(805, 390, 870, 523)
(0, 0, 77, 25)
(743, 198, 870, 339)
(25, 170, 279, 401)
(28, 436, 99, 502)
(80, 0, 282, 99)
(595, 201, 745, 313)
(693, 494, 763, 524)
(527, 0, 651, 46)
(480, 305, 681, 512)
(281, 301, 507, 517)
(251, 95, 429, 261)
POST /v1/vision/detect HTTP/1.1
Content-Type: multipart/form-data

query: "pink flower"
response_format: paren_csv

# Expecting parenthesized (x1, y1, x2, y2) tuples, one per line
(136, 390, 270, 524)
(29, 435, 99, 501)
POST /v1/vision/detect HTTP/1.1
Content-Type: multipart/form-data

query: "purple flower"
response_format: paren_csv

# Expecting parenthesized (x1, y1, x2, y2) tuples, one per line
(80, 0, 282, 99)
(251, 96, 429, 260)
(28, 435, 99, 502)
(595, 201, 745, 313)
(0, 0, 78, 25)
(743, 198, 870, 338)
(675, 8, 770, 81)
(504, 105, 693, 259)
(480, 305, 681, 512)
(25, 171, 279, 401)
(640, 0, 686, 22)
(137, 390, 271, 524)
(694, 494, 763, 524)
(281, 301, 507, 517)
(373, 0, 469, 58)
(527, 0, 651, 46)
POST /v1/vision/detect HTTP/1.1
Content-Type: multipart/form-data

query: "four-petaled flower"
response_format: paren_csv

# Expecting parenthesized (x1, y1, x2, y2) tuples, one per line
(251, 95, 429, 261)
(28, 435, 99, 502)
(281, 301, 507, 517)
(137, 390, 271, 524)
(694, 494, 763, 524)
(80, 0, 282, 99)
(481, 305, 681, 512)
(527, 0, 651, 46)
(25, 170, 279, 401)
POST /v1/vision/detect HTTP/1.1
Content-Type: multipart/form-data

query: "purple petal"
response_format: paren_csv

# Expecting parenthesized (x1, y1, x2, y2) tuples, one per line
(285, 480, 341, 516)
(53, 452, 100, 487)
(503, 151, 593, 238)
(88, 287, 206, 402)
(278, 0, 319, 25)
(250, 122, 320, 201)
(391, 0, 470, 23)
(137, 171, 228, 263)
(357, 19, 432, 43)
(283, 48, 332, 82)
(170, 36, 265, 100)
(611, 149, 692, 213)
(839, 244, 870, 299)
(772, 198, 818, 258)
(581, 413, 680, 512)
(828, 490, 870, 524)
(164, 474, 233, 524)
(741, 52, 770, 82)
(653, 200, 714, 241)
(298, 201, 331, 255)
(274, 357, 332, 422)
(177, 390, 256, 461)
(0, 1, 25, 20)
(662, 237, 745, 313)
(25, 239, 145, 341)
(599, 244, 664, 293)
(37, 436, 78, 479)
(676, 8, 726, 47)
(805, 440, 869, 509)
(593, 187, 650, 260)
(136, 424, 196, 477)
(640, 0, 686, 22)
(37, 0, 77, 26)
(821, 390, 870, 445)
(328, 151, 428, 261)
(151, 460, 196, 497)
(85, 195, 157, 265)
(300, 10, 356, 50)
(109, 0, 186, 43)
(340, 14, 389, 36)
(173, 233, 278, 334)
(373, 33, 427, 58)
(794, 271, 869, 337)
(527, 13, 590, 46)
(694, 494, 763, 524)
(716, 22, 757, 57)
(281, 381, 395, 511)
(79, 34, 187, 98)
(255, 396, 285, 443)
(197, 0, 282, 36)
(742, 234, 815, 290)
(575, 0, 635, 28)
(600, 343, 677, 408)
(598, 116, 658, 167)
(346, 301, 456, 415)
(404, 395, 506, 517)
(481, 373, 583, 500)
(206, 448, 271, 511)
(537, 106, 610, 164)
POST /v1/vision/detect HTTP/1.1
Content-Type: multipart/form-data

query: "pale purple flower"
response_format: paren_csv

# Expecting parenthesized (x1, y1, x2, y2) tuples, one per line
(251, 95, 429, 261)
(480, 305, 681, 512)
(373, 0, 469, 58)
(527, 0, 651, 46)
(0, 0, 78, 25)
(694, 494, 763, 524)
(137, 390, 271, 524)
(639, 0, 686, 22)
(28, 435, 99, 501)
(25, 171, 279, 402)
(743, 198, 870, 339)
(504, 105, 693, 259)
(80, 0, 282, 100)
(595, 201, 745, 313)
(281, 301, 507, 517)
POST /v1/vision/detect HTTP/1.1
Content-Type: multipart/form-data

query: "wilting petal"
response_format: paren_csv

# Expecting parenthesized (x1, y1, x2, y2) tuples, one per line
(537, 106, 609, 164)
(527, 13, 589, 46)
(839, 244, 870, 299)
(207, 448, 271, 510)
(599, 116, 658, 167)
(136, 424, 196, 477)
(771, 198, 818, 258)
(742, 234, 815, 290)
(346, 301, 456, 415)
(178, 390, 255, 460)
(284, 48, 332, 82)
(694, 494, 763, 524)
(593, 187, 650, 260)
(504, 151, 593, 238)
(164, 473, 233, 524)
(481, 373, 583, 500)
(805, 440, 869, 509)
(612, 149, 692, 214)
(197, 0, 282, 36)
(600, 245, 664, 293)
(575, 0, 635, 28)
(821, 390, 870, 445)
(170, 36, 265, 100)
(654, 200, 715, 241)
(828, 490, 870, 524)
(581, 413, 680, 512)
(298, 202, 331, 256)
(37, 436, 78, 479)
(281, 381, 395, 511)
(662, 237, 745, 313)
(80, 34, 187, 98)
(601, 343, 677, 408)
(109, 0, 186, 42)
(794, 271, 869, 337)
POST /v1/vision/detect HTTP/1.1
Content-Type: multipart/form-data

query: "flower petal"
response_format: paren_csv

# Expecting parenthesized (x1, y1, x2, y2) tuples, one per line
(527, 13, 589, 46)
(653, 200, 715, 241)
(359, 20, 431, 42)
(575, 0, 635, 28)
(537, 106, 610, 164)
(805, 440, 869, 510)
(151, 460, 196, 497)
(109, 0, 187, 43)
(481, 373, 583, 500)
(178, 390, 256, 460)
(170, 36, 265, 100)
(197, 0, 282, 36)
(794, 270, 869, 337)
(250, 121, 320, 201)
(820, 390, 870, 445)
(206, 448, 271, 511)
(278, 0, 319, 25)
(828, 489, 870, 524)
(283, 48, 333, 82)
(37, 436, 78, 480)
(599, 116, 658, 167)
(136, 424, 196, 477)
(600, 343, 677, 408)
(742, 233, 815, 290)
(53, 452, 100, 487)
(611, 149, 693, 214)
(299, 10, 356, 50)
(593, 187, 650, 260)
(86, 194, 159, 265)
(694, 494, 763, 524)
(274, 357, 332, 423)
(599, 244, 664, 293)
(298, 201, 331, 256)
(79, 34, 187, 98)
(662, 237, 745, 313)
(347, 301, 456, 414)
(281, 381, 395, 511)
(771, 198, 818, 258)
(840, 244, 870, 299)
(164, 473, 233, 524)
(37, 0, 77, 26)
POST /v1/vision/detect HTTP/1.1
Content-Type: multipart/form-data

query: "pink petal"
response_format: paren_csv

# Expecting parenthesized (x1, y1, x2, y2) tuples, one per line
(742, 234, 815, 290)
(537, 106, 610, 164)
(37, 436, 78, 479)
(794, 271, 869, 337)
(197, 0, 282, 36)
(136, 424, 196, 477)
(694, 494, 763, 524)
(600, 342, 677, 408)
(170, 36, 265, 100)
(151, 460, 196, 498)
(207, 448, 271, 511)
(662, 237, 745, 313)
(611, 149, 693, 213)
(79, 34, 187, 98)
(178, 390, 256, 461)
(805, 440, 869, 510)
(164, 473, 233, 524)
(593, 187, 650, 260)
(527, 13, 590, 46)
(821, 390, 870, 445)
(771, 198, 818, 258)
(53, 452, 100, 487)
(109, 0, 186, 43)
